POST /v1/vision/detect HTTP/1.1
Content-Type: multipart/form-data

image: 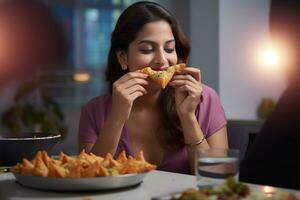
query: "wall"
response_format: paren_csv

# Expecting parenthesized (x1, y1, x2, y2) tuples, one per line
(190, 0, 219, 92)
(176, 0, 287, 120)
(160, 0, 220, 92)
(219, 0, 287, 120)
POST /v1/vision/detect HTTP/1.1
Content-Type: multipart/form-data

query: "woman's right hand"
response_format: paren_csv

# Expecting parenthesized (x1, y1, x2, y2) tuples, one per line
(111, 72, 148, 122)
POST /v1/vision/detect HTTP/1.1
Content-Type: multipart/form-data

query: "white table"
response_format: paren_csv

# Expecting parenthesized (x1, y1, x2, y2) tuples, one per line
(0, 170, 196, 200)
(1, 170, 300, 200)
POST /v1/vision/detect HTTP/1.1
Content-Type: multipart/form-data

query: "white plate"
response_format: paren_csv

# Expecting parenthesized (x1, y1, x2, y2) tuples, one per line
(13, 172, 148, 191)
(151, 185, 299, 200)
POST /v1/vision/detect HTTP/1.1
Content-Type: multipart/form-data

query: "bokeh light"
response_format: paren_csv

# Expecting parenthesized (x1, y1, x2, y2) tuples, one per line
(255, 40, 291, 75)
(260, 47, 280, 70)
(257, 44, 282, 73)
(73, 72, 91, 82)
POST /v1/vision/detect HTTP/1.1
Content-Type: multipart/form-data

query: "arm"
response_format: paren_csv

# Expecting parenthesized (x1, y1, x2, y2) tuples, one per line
(180, 113, 228, 173)
(79, 72, 148, 156)
(170, 67, 228, 173)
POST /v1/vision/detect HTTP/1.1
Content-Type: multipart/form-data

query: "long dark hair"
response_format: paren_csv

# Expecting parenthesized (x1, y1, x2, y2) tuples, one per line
(105, 1, 190, 149)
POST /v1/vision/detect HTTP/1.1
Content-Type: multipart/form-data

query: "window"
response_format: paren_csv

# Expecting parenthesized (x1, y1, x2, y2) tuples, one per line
(40, 0, 136, 107)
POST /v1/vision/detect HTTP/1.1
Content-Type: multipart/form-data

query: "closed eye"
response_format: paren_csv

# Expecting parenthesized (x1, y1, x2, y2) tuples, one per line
(140, 49, 154, 54)
(165, 48, 175, 53)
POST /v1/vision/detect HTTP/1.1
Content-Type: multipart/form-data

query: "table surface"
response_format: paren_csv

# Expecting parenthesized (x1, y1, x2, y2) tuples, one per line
(0, 170, 299, 200)
(0, 170, 196, 200)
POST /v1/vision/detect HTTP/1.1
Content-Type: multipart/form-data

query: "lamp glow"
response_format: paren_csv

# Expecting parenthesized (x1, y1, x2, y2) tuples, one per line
(73, 72, 90, 82)
(259, 46, 281, 71)
(262, 186, 276, 197)
(262, 49, 279, 66)
(256, 40, 291, 74)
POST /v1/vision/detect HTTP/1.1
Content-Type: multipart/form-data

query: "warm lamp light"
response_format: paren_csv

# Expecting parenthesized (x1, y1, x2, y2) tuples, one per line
(0, 0, 67, 84)
(260, 48, 280, 68)
(73, 72, 91, 82)
(256, 40, 291, 74)
(262, 186, 276, 197)
(258, 45, 281, 72)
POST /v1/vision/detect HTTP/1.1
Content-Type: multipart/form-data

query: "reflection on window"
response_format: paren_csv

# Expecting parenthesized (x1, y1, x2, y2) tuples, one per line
(83, 8, 111, 69)
(40, 0, 136, 107)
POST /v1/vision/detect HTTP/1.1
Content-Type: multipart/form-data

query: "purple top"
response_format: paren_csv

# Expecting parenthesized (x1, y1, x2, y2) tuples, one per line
(78, 84, 227, 174)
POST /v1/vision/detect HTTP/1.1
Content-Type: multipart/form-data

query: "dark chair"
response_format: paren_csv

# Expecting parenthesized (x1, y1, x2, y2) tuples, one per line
(244, 132, 258, 157)
(227, 120, 263, 161)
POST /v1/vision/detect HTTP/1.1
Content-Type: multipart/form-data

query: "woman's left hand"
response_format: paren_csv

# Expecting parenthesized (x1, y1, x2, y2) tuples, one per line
(169, 67, 203, 118)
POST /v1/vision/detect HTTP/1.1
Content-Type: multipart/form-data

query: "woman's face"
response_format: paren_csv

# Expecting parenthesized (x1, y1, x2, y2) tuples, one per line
(125, 20, 178, 71)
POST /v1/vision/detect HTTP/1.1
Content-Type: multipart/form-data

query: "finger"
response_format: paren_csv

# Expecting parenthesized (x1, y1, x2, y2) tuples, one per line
(172, 74, 198, 84)
(129, 91, 145, 101)
(125, 84, 147, 95)
(122, 78, 149, 90)
(176, 84, 200, 98)
(117, 72, 148, 84)
(170, 75, 200, 92)
(114, 77, 148, 91)
(176, 67, 201, 82)
(170, 79, 202, 93)
(169, 80, 199, 91)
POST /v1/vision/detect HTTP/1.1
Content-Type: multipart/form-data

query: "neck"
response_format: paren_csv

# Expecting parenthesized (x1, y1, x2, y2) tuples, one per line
(132, 90, 161, 111)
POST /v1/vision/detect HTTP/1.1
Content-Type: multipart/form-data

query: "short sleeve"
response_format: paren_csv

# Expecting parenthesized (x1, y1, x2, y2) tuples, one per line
(78, 95, 111, 144)
(196, 85, 227, 138)
(78, 103, 98, 143)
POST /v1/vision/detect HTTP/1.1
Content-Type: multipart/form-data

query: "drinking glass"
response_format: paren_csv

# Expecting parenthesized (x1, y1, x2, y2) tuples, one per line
(195, 148, 240, 188)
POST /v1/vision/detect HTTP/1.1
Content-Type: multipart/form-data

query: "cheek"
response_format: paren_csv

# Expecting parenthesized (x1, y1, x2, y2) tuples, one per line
(170, 53, 178, 64)
(127, 54, 153, 71)
(126, 50, 178, 70)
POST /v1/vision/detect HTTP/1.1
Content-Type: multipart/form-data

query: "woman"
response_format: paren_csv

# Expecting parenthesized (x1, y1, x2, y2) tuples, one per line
(78, 1, 228, 174)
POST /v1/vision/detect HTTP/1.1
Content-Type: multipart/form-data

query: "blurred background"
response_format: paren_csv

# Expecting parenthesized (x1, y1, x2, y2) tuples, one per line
(0, 0, 286, 157)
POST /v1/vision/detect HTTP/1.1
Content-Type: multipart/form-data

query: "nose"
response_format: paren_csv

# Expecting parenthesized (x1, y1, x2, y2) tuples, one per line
(153, 48, 167, 66)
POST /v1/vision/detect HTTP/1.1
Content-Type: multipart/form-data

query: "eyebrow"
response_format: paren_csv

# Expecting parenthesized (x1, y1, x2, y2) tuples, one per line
(138, 39, 175, 45)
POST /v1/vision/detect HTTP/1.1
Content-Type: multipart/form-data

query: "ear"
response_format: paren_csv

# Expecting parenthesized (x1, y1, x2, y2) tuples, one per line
(116, 50, 128, 70)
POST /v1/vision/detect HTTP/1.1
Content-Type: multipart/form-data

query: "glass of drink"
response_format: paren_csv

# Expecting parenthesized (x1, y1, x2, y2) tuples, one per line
(195, 148, 240, 188)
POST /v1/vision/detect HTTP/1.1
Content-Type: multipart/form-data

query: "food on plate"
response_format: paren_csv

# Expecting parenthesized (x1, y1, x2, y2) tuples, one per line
(140, 63, 186, 88)
(172, 177, 298, 200)
(172, 177, 249, 200)
(10, 150, 156, 178)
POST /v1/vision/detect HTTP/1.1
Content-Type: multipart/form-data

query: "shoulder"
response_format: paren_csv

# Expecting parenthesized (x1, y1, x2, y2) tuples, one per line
(196, 84, 226, 137)
(81, 94, 112, 118)
(197, 84, 223, 112)
(79, 94, 112, 127)
(83, 94, 112, 111)
(202, 84, 220, 102)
